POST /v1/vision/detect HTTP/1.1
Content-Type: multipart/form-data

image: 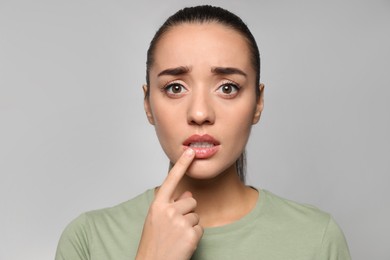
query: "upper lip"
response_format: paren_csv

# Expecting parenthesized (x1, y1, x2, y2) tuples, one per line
(183, 134, 220, 146)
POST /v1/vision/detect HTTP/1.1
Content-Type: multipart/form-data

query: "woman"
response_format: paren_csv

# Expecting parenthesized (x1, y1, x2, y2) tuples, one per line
(56, 5, 351, 260)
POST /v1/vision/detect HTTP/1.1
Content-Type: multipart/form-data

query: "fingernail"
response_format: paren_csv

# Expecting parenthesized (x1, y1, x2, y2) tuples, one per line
(185, 148, 195, 157)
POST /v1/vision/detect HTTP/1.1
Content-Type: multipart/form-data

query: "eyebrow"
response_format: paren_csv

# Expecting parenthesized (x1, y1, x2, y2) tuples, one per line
(211, 67, 247, 77)
(157, 66, 247, 78)
(157, 66, 190, 77)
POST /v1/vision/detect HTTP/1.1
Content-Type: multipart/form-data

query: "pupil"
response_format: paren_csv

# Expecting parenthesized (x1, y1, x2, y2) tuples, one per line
(173, 85, 181, 93)
(223, 85, 232, 94)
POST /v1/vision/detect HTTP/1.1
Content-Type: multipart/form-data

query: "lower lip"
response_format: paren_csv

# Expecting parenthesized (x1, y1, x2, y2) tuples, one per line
(184, 145, 219, 159)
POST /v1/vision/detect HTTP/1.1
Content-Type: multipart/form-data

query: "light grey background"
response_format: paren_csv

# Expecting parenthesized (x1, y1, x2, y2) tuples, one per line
(0, 0, 389, 259)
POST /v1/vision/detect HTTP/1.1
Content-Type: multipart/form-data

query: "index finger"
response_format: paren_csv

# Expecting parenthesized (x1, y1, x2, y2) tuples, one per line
(155, 149, 195, 202)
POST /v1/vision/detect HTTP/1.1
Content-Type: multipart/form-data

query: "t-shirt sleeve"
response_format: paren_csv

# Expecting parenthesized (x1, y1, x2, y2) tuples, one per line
(55, 214, 90, 260)
(319, 216, 351, 260)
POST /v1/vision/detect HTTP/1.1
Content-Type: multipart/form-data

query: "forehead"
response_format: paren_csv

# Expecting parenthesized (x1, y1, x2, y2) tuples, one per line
(152, 22, 252, 73)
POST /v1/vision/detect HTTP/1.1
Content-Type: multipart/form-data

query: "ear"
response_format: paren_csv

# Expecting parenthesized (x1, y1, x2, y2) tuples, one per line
(143, 84, 155, 125)
(252, 83, 265, 125)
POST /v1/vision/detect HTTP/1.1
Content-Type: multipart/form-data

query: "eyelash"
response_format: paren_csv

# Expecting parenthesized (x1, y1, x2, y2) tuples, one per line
(162, 81, 188, 98)
(216, 80, 241, 98)
(161, 80, 241, 98)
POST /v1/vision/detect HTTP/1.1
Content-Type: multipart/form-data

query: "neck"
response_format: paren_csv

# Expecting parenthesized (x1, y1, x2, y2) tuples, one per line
(174, 164, 258, 228)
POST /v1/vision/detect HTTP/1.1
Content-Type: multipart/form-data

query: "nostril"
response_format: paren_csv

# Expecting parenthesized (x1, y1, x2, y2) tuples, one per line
(187, 95, 215, 125)
(190, 118, 212, 125)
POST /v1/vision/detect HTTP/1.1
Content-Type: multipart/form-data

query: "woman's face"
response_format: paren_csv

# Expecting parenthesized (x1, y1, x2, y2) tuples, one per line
(145, 22, 264, 180)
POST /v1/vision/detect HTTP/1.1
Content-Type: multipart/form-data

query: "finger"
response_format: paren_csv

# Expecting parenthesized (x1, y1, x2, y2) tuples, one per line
(175, 191, 192, 201)
(156, 149, 195, 202)
(184, 212, 200, 227)
(173, 197, 197, 214)
(193, 224, 204, 239)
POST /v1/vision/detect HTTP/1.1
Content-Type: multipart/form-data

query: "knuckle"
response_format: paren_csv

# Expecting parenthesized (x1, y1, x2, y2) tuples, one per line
(184, 197, 196, 209)
(191, 198, 197, 208)
(166, 206, 177, 219)
(193, 213, 200, 224)
(176, 218, 188, 229)
(195, 225, 204, 237)
(185, 229, 200, 249)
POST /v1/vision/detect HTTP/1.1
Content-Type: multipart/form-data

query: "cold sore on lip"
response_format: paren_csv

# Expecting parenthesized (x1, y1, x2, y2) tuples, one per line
(183, 134, 220, 159)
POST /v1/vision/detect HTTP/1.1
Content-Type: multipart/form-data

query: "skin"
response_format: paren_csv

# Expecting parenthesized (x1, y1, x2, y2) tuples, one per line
(136, 149, 201, 260)
(137, 22, 265, 260)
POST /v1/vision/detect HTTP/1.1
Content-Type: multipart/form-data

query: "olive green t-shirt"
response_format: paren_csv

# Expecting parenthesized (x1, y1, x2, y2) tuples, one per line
(55, 189, 351, 260)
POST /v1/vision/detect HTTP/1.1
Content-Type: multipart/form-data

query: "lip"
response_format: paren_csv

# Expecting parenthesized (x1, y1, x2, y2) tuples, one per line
(183, 134, 220, 159)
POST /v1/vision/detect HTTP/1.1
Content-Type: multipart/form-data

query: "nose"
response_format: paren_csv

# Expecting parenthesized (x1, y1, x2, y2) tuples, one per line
(187, 89, 215, 125)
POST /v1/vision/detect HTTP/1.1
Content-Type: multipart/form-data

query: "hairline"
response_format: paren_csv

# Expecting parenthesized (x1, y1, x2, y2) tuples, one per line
(148, 20, 258, 84)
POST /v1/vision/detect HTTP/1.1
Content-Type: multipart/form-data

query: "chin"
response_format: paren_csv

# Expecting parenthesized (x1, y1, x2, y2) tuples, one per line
(185, 160, 232, 181)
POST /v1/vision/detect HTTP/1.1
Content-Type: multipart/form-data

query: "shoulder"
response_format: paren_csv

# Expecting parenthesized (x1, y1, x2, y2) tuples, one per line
(84, 188, 154, 224)
(261, 189, 331, 226)
(55, 189, 154, 260)
(68, 188, 153, 230)
(259, 189, 351, 259)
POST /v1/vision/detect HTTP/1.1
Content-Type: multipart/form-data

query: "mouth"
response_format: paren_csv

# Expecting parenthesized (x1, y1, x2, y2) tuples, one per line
(188, 142, 215, 148)
(183, 134, 220, 159)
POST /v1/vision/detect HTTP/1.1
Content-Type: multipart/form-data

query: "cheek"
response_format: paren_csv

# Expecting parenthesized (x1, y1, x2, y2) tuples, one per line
(149, 99, 184, 160)
(220, 102, 255, 139)
(212, 100, 256, 165)
(152, 110, 173, 140)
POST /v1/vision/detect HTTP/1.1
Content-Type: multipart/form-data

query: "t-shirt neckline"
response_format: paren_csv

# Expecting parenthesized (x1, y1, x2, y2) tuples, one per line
(146, 187, 266, 236)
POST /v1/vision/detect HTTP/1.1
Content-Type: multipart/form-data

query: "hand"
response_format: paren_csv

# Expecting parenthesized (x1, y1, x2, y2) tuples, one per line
(136, 149, 203, 260)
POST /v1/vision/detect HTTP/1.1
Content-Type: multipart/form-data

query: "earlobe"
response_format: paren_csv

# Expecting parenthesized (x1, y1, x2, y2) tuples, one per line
(143, 85, 155, 125)
(252, 83, 265, 125)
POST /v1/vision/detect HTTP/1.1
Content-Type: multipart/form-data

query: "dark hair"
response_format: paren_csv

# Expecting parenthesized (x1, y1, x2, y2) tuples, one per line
(146, 5, 261, 183)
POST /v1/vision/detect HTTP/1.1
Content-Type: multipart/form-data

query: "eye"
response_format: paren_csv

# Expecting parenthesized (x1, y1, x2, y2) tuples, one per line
(216, 82, 240, 98)
(163, 83, 188, 97)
